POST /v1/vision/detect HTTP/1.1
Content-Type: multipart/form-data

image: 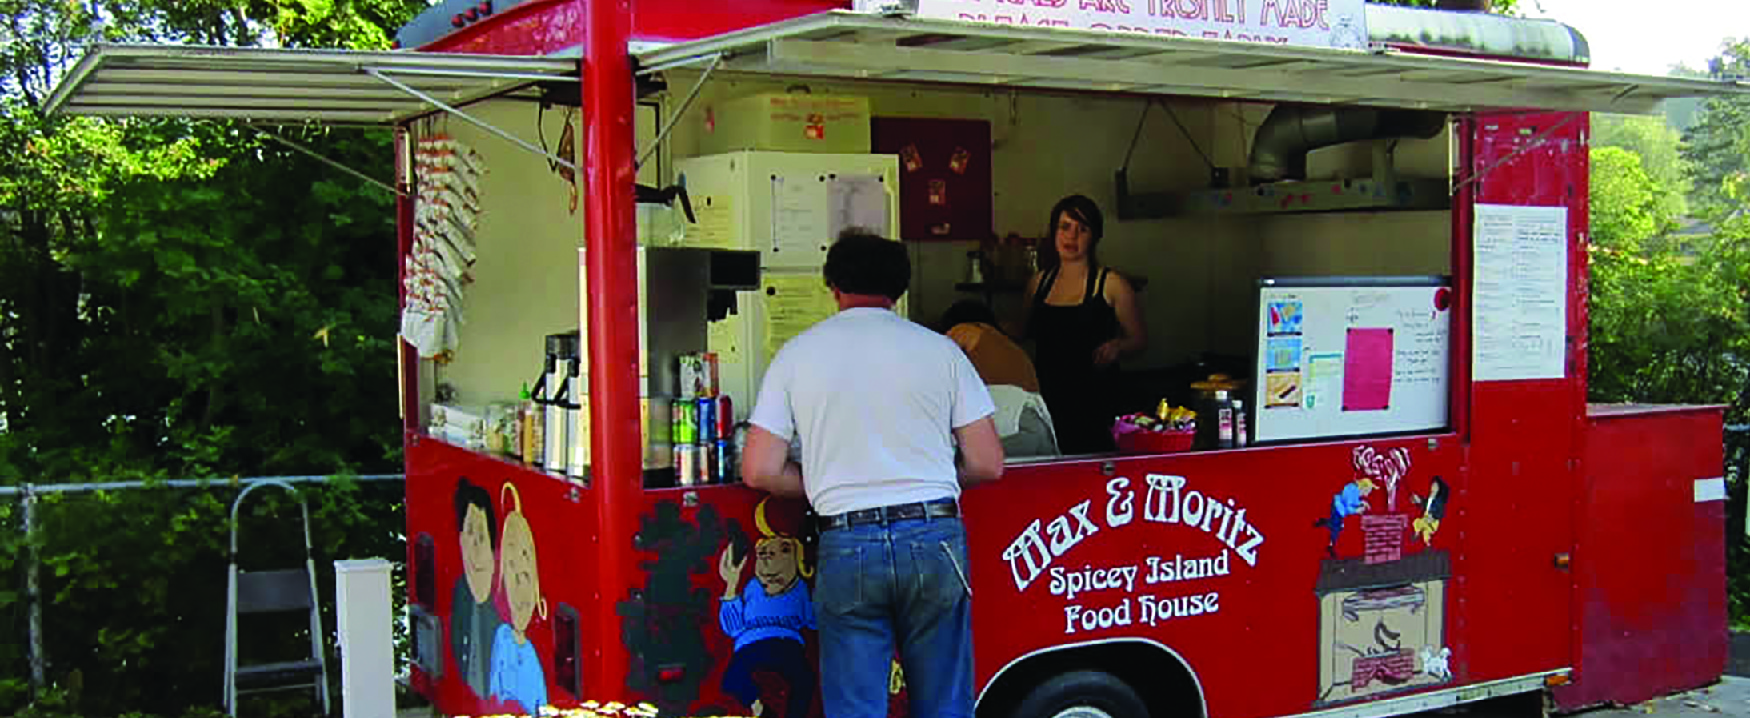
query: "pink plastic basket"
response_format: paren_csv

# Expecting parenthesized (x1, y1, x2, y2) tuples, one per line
(1115, 428, 1196, 454)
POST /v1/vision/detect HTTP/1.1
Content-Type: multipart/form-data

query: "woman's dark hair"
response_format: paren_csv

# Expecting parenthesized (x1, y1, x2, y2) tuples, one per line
(455, 478, 498, 550)
(1042, 194, 1105, 269)
(937, 299, 999, 333)
(823, 229, 910, 301)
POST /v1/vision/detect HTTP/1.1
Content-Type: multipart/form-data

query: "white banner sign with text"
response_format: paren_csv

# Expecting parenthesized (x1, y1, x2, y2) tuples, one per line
(875, 0, 1370, 51)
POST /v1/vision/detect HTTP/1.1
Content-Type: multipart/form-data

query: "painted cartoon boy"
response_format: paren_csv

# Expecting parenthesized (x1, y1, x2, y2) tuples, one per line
(489, 485, 548, 715)
(718, 499, 817, 718)
(1313, 478, 1377, 558)
(451, 478, 501, 698)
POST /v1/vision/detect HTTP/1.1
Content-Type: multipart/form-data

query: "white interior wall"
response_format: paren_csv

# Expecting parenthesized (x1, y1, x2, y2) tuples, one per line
(425, 99, 583, 409)
(655, 74, 1453, 371)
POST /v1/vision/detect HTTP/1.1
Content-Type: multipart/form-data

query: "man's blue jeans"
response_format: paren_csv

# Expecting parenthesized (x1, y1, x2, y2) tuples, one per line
(813, 514, 974, 718)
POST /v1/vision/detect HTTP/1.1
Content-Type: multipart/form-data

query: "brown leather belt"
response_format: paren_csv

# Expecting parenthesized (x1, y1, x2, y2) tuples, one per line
(818, 498, 959, 532)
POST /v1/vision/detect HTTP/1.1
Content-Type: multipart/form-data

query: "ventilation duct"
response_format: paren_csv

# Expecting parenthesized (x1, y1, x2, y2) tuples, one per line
(1248, 107, 1447, 184)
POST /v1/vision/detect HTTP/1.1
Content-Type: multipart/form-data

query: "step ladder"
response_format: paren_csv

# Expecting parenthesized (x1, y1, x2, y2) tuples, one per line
(223, 480, 331, 716)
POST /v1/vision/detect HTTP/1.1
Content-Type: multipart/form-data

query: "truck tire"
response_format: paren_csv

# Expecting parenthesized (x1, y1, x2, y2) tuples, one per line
(1011, 670, 1150, 718)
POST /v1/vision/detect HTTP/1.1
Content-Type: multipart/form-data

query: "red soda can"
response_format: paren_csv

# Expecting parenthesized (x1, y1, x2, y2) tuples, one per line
(716, 395, 734, 436)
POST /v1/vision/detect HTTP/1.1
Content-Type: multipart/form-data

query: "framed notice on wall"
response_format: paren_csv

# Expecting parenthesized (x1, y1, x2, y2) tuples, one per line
(1471, 204, 1568, 382)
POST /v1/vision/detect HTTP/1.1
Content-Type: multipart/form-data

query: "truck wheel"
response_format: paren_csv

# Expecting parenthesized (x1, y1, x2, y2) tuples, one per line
(1011, 670, 1149, 718)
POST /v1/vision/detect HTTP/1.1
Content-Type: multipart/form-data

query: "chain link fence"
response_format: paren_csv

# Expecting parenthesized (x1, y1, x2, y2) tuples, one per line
(2, 474, 405, 717)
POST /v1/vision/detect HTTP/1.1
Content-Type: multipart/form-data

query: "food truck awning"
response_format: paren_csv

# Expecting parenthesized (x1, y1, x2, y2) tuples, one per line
(634, 11, 1750, 115)
(44, 43, 579, 125)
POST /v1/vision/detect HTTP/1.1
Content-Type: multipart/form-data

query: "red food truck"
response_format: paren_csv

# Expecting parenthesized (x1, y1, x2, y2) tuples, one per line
(43, 1, 1749, 717)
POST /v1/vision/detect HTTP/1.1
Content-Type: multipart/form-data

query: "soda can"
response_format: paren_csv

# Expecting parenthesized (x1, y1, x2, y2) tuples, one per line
(677, 445, 698, 487)
(697, 397, 717, 445)
(675, 401, 696, 445)
(670, 401, 683, 445)
(716, 395, 734, 435)
(713, 439, 732, 484)
(698, 444, 716, 485)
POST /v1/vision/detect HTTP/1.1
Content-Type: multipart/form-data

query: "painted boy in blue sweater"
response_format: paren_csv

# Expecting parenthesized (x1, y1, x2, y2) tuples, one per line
(1314, 478, 1377, 558)
(718, 499, 817, 718)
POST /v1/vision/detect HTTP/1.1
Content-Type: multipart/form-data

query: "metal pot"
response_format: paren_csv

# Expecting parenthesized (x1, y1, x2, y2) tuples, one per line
(1189, 375, 1246, 449)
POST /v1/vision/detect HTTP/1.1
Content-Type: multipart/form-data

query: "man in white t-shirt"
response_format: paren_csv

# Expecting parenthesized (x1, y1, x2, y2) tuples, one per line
(743, 230, 1004, 718)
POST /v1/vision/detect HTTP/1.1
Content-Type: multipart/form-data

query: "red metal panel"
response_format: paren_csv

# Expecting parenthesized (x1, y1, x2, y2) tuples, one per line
(1553, 408, 1727, 710)
(631, 0, 847, 42)
(616, 487, 825, 717)
(610, 440, 1465, 718)
(967, 440, 1462, 717)
(420, 0, 847, 53)
(406, 435, 600, 715)
(1458, 111, 1588, 682)
(425, 0, 586, 55)
(583, 0, 644, 701)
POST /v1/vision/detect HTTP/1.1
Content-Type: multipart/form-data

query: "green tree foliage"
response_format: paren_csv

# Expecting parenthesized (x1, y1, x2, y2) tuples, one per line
(1591, 41, 1750, 625)
(1594, 114, 1689, 231)
(1681, 40, 1750, 220)
(1365, 0, 1522, 15)
(0, 0, 429, 486)
(0, 479, 406, 717)
(1, 0, 431, 715)
(1586, 146, 1749, 417)
(1588, 135, 1750, 418)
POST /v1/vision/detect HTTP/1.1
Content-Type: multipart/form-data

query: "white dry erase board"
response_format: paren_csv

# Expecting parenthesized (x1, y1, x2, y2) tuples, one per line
(1254, 277, 1452, 443)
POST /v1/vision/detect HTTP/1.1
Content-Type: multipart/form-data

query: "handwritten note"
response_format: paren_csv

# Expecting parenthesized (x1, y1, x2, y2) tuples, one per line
(763, 273, 838, 364)
(1473, 204, 1568, 381)
(1393, 315, 1446, 390)
(1343, 328, 1393, 411)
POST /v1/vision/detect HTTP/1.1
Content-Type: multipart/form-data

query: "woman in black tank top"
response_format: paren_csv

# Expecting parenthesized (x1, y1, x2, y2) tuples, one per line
(1019, 195, 1148, 454)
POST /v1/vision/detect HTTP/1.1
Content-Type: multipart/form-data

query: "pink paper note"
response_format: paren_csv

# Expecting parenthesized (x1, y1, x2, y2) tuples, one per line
(1343, 328, 1393, 411)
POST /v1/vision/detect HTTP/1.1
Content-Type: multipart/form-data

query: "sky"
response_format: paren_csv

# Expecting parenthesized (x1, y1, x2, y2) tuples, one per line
(1522, 0, 1747, 75)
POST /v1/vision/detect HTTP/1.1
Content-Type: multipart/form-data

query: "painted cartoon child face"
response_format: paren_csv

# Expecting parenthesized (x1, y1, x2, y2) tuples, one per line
(500, 514, 542, 633)
(754, 538, 801, 595)
(460, 504, 495, 603)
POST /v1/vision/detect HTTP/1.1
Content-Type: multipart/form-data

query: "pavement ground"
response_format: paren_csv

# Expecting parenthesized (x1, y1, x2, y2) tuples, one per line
(392, 634, 1750, 718)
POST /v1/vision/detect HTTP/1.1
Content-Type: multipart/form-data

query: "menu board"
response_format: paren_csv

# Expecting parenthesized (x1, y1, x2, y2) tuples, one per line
(1472, 204, 1568, 382)
(1254, 278, 1452, 444)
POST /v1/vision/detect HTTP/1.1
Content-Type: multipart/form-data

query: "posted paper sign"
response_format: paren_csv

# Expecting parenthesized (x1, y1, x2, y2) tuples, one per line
(877, 0, 1370, 51)
(1473, 204, 1568, 382)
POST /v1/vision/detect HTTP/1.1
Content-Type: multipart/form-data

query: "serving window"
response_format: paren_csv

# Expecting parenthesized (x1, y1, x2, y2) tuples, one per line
(644, 67, 1456, 466)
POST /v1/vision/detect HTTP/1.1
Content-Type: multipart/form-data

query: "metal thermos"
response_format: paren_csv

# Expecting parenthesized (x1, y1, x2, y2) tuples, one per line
(544, 356, 569, 474)
(539, 331, 580, 475)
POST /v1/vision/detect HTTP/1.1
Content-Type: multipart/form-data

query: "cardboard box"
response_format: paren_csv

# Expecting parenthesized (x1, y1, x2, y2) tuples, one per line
(702, 93, 872, 155)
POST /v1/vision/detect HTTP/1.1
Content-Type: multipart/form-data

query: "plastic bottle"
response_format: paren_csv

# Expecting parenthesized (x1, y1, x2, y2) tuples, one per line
(1232, 398, 1248, 448)
(520, 383, 544, 468)
(1215, 390, 1234, 449)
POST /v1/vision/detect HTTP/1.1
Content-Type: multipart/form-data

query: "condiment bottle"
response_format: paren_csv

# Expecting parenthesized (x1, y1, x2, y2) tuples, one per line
(1215, 390, 1234, 449)
(1232, 398, 1248, 448)
(520, 383, 544, 468)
